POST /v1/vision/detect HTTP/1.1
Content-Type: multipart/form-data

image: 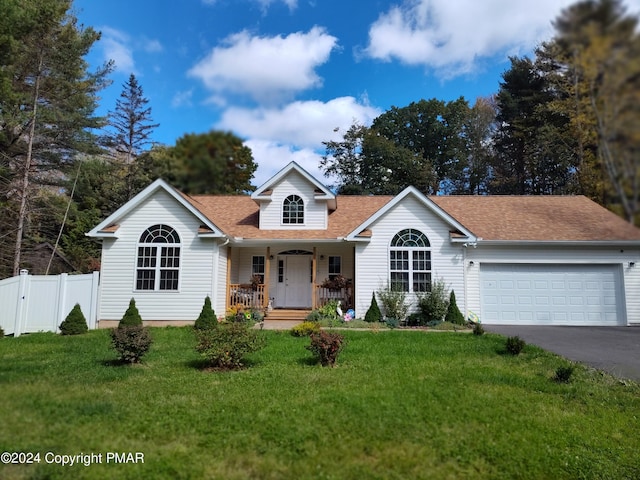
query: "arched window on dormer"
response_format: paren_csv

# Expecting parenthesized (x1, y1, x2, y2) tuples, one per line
(283, 195, 304, 224)
(136, 224, 181, 291)
(389, 228, 431, 293)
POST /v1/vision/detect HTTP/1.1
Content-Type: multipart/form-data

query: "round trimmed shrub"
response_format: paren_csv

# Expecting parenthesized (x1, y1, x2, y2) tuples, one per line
(59, 303, 88, 335)
(111, 298, 152, 363)
(290, 321, 321, 337)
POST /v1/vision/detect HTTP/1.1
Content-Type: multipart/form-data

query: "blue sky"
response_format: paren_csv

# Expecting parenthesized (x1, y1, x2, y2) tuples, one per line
(74, 0, 640, 187)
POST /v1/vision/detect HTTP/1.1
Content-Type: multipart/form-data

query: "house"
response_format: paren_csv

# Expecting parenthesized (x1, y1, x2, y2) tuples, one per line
(87, 161, 640, 327)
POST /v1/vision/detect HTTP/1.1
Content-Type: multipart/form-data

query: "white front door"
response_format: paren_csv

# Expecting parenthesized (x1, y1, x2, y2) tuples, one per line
(278, 255, 312, 308)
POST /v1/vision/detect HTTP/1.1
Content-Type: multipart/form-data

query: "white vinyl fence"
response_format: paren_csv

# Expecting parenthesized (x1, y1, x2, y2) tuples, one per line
(0, 270, 99, 337)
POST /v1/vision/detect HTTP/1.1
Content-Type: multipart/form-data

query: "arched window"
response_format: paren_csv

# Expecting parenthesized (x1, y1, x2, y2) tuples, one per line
(389, 228, 431, 292)
(136, 224, 181, 291)
(283, 195, 304, 224)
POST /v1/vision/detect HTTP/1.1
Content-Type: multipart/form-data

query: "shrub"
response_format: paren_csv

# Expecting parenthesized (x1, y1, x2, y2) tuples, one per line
(111, 298, 152, 363)
(0, 326, 4, 338)
(119, 298, 143, 327)
(445, 291, 465, 325)
(196, 322, 266, 370)
(194, 296, 218, 330)
(377, 284, 409, 325)
(472, 322, 485, 336)
(306, 331, 345, 367)
(384, 317, 399, 329)
(364, 292, 382, 323)
(553, 365, 575, 383)
(417, 278, 449, 325)
(290, 321, 321, 337)
(111, 326, 153, 364)
(59, 303, 88, 335)
(318, 300, 341, 321)
(305, 310, 323, 322)
(505, 336, 526, 355)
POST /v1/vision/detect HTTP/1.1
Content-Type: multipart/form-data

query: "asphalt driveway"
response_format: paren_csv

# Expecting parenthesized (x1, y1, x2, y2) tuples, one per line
(483, 325, 640, 382)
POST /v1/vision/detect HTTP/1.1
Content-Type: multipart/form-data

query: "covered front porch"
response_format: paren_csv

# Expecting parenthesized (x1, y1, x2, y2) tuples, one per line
(225, 243, 354, 312)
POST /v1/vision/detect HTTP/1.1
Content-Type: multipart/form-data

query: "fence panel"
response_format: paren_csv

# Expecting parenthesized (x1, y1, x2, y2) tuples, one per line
(0, 276, 21, 335)
(0, 271, 99, 336)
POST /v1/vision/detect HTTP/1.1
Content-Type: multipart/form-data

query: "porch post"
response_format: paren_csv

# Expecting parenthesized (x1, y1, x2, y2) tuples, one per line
(226, 246, 232, 311)
(312, 247, 317, 309)
(265, 246, 271, 308)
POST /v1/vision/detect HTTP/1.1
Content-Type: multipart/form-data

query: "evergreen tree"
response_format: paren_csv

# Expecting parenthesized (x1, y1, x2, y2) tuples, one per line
(364, 292, 382, 323)
(194, 296, 218, 330)
(491, 56, 574, 195)
(0, 0, 111, 277)
(108, 74, 159, 200)
(445, 291, 465, 325)
(59, 303, 88, 335)
(119, 298, 143, 328)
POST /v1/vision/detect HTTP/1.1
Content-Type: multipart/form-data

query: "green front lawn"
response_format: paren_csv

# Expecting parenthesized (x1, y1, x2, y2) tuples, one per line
(0, 328, 638, 479)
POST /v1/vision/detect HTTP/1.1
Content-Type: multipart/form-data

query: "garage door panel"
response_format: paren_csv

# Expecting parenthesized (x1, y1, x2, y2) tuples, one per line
(481, 264, 623, 326)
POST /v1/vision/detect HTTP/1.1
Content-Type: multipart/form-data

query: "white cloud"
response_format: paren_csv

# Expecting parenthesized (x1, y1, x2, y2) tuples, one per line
(98, 28, 163, 75)
(171, 89, 194, 108)
(217, 97, 380, 149)
(100, 27, 135, 74)
(244, 140, 324, 187)
(202, 0, 297, 8)
(188, 27, 338, 102)
(142, 38, 163, 53)
(365, 0, 631, 77)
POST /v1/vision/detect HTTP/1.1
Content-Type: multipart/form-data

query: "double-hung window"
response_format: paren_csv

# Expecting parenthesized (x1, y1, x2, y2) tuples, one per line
(136, 224, 181, 291)
(389, 229, 431, 293)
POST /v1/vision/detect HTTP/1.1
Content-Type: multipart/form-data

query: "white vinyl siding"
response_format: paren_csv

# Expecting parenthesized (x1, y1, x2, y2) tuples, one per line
(98, 190, 218, 323)
(353, 195, 465, 318)
(258, 171, 328, 230)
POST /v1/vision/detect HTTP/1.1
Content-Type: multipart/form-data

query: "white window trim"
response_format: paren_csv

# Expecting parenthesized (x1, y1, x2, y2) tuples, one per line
(134, 225, 182, 292)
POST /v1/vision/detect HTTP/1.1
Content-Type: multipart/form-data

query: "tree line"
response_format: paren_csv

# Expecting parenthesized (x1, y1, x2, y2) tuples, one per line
(1, 0, 638, 279)
(322, 0, 640, 223)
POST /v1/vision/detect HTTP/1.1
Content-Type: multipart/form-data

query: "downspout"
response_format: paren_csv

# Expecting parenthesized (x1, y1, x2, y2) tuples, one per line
(462, 243, 468, 321)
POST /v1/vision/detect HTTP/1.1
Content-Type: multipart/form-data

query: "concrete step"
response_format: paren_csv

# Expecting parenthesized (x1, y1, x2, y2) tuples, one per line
(265, 309, 311, 322)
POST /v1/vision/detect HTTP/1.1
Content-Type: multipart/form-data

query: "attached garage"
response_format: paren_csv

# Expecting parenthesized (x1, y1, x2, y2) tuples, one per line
(480, 264, 624, 326)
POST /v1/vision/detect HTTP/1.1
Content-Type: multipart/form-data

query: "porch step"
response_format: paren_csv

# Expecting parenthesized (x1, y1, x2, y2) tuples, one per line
(265, 309, 311, 322)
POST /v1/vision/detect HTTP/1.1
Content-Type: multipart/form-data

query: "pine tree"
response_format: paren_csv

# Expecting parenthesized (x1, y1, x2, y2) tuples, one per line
(109, 74, 159, 200)
(0, 0, 111, 277)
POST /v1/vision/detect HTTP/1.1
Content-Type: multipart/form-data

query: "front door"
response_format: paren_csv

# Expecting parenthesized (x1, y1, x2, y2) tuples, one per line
(277, 255, 312, 308)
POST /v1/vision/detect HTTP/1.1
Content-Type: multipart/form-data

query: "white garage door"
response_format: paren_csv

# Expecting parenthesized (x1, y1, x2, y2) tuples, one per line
(480, 264, 624, 326)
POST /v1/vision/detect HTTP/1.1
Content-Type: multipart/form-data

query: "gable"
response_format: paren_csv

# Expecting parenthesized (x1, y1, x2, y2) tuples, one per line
(251, 161, 336, 208)
(346, 187, 475, 243)
(86, 179, 224, 239)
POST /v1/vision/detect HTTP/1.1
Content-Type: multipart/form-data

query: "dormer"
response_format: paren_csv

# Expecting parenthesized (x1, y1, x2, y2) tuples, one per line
(251, 162, 336, 230)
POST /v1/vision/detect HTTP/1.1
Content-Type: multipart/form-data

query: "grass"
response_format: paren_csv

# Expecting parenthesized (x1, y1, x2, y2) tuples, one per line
(1, 328, 639, 479)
